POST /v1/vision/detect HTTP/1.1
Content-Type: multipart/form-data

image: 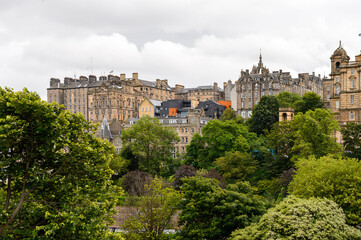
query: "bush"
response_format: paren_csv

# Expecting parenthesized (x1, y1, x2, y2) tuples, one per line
(231, 196, 361, 240)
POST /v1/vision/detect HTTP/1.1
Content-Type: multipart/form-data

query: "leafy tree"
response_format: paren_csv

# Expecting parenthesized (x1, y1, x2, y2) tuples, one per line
(341, 122, 361, 159)
(0, 88, 122, 239)
(289, 155, 361, 226)
(294, 91, 324, 114)
(122, 178, 183, 240)
(215, 151, 257, 183)
(120, 170, 153, 196)
(121, 116, 179, 176)
(291, 108, 341, 161)
(172, 164, 197, 190)
(177, 177, 266, 240)
(250, 95, 279, 136)
(276, 91, 301, 108)
(231, 196, 361, 240)
(184, 120, 259, 169)
(220, 108, 236, 121)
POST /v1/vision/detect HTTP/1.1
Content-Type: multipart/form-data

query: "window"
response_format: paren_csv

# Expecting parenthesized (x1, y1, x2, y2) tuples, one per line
(142, 107, 144, 112)
(335, 101, 339, 109)
(241, 111, 246, 118)
(149, 107, 152, 111)
(350, 112, 355, 120)
(351, 69, 355, 75)
(351, 95, 354, 104)
(241, 101, 244, 108)
(351, 79, 355, 89)
(336, 86, 340, 95)
(336, 77, 339, 82)
(327, 87, 331, 92)
(327, 94, 330, 100)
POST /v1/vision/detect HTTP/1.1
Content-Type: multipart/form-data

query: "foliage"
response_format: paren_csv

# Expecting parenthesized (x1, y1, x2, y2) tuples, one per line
(172, 165, 197, 190)
(121, 178, 183, 240)
(291, 108, 341, 161)
(177, 177, 266, 240)
(230, 196, 361, 240)
(215, 151, 258, 183)
(341, 122, 361, 159)
(293, 91, 324, 114)
(184, 119, 260, 169)
(120, 115, 180, 176)
(199, 168, 226, 188)
(220, 108, 236, 121)
(120, 170, 153, 196)
(279, 168, 295, 196)
(0, 88, 122, 239)
(275, 91, 301, 108)
(289, 155, 361, 226)
(250, 95, 279, 136)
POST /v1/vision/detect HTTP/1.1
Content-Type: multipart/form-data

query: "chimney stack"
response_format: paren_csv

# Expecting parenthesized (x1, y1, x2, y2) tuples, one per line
(120, 73, 126, 81)
(132, 72, 138, 80)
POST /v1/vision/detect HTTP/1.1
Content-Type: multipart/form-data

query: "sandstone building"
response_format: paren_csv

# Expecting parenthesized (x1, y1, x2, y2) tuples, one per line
(235, 54, 323, 119)
(47, 73, 174, 123)
(174, 83, 224, 102)
(329, 42, 361, 125)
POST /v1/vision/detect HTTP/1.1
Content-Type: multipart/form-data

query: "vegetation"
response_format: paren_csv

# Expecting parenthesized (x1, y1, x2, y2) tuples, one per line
(289, 155, 361, 226)
(341, 122, 361, 159)
(294, 91, 324, 113)
(121, 115, 180, 176)
(276, 91, 301, 108)
(230, 196, 361, 240)
(0, 88, 122, 239)
(121, 178, 183, 240)
(177, 177, 266, 240)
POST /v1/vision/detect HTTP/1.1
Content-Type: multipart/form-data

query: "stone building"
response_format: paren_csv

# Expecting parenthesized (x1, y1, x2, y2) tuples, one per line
(174, 83, 224, 102)
(236, 54, 323, 119)
(223, 80, 237, 111)
(47, 73, 174, 123)
(138, 99, 162, 118)
(329, 42, 361, 125)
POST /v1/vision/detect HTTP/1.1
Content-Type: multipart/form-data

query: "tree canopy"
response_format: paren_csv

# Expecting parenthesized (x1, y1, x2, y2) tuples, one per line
(249, 95, 279, 136)
(341, 122, 361, 159)
(276, 91, 301, 108)
(120, 115, 179, 176)
(231, 196, 361, 240)
(177, 177, 266, 240)
(0, 88, 122, 239)
(289, 155, 361, 226)
(293, 91, 324, 114)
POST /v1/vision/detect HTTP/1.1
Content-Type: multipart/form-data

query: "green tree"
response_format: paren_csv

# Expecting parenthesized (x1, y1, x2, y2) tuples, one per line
(341, 122, 361, 159)
(294, 91, 324, 114)
(276, 91, 301, 108)
(121, 116, 179, 176)
(215, 151, 257, 183)
(291, 108, 341, 161)
(231, 196, 361, 240)
(289, 155, 361, 226)
(177, 177, 266, 240)
(184, 120, 259, 169)
(220, 108, 236, 121)
(250, 95, 279, 136)
(122, 178, 183, 240)
(0, 88, 122, 239)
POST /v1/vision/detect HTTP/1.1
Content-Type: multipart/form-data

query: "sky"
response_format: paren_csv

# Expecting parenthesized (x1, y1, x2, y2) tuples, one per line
(1, 0, 361, 100)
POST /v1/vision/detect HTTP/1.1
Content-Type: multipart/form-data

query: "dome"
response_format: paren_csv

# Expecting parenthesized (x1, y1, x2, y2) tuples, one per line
(332, 41, 348, 57)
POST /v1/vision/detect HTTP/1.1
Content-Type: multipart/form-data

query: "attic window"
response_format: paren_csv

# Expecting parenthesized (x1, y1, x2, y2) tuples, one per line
(336, 62, 340, 70)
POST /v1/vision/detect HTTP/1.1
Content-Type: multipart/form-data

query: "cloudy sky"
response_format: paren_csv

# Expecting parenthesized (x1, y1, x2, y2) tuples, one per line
(1, 0, 361, 99)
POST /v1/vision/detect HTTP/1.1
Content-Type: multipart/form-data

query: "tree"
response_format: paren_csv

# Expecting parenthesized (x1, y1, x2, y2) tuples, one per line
(289, 155, 361, 226)
(122, 178, 183, 240)
(121, 116, 180, 176)
(172, 164, 197, 190)
(230, 196, 361, 240)
(291, 108, 341, 161)
(0, 88, 122, 239)
(184, 120, 259, 169)
(120, 170, 153, 196)
(341, 122, 361, 159)
(215, 151, 257, 183)
(177, 177, 266, 240)
(276, 91, 301, 108)
(250, 95, 279, 136)
(294, 91, 324, 114)
(220, 108, 236, 121)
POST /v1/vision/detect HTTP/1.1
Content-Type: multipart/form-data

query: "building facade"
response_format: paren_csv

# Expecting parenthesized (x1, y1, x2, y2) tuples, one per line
(236, 54, 324, 119)
(175, 82, 224, 102)
(329, 43, 361, 125)
(47, 73, 175, 123)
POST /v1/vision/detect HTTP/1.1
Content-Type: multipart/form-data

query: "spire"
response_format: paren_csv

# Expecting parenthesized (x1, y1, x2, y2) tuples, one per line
(339, 40, 341, 48)
(259, 49, 263, 65)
